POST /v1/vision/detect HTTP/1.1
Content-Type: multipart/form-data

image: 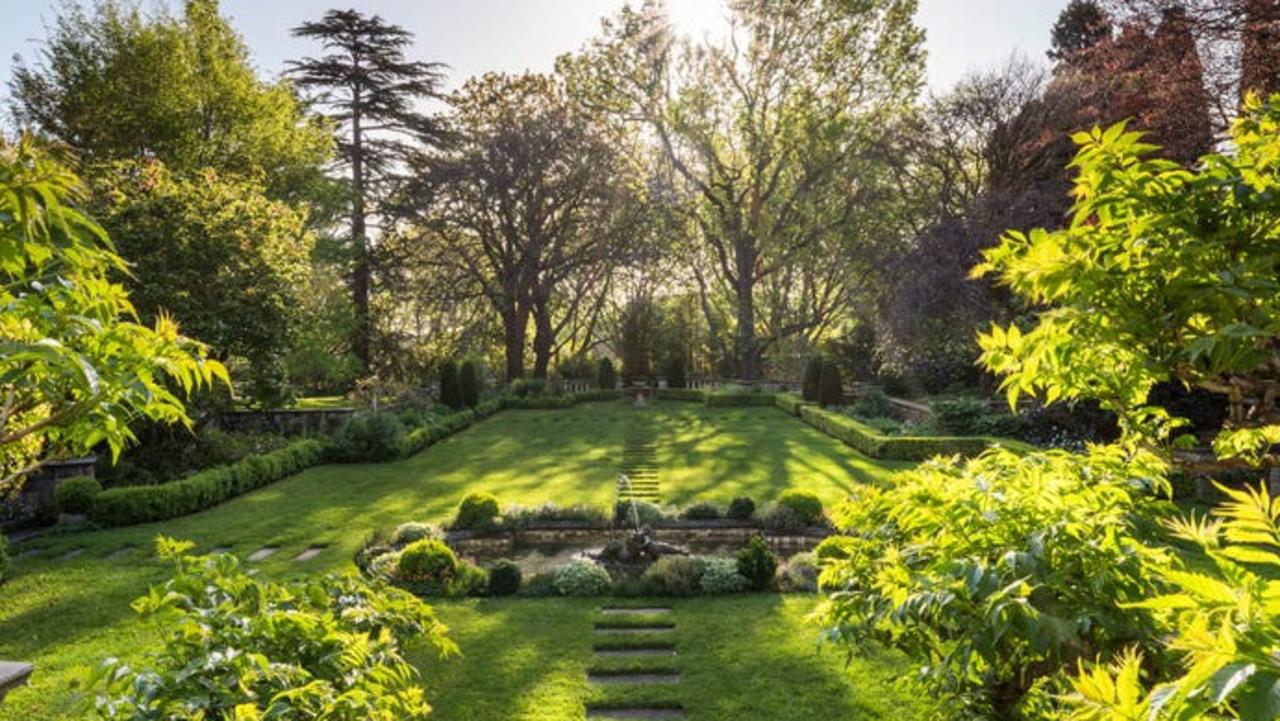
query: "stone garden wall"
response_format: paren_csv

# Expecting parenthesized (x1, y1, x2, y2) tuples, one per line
(446, 521, 828, 559)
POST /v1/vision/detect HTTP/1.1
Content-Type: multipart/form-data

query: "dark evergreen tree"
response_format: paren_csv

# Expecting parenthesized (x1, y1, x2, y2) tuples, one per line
(439, 360, 462, 410)
(1048, 0, 1112, 62)
(818, 361, 844, 407)
(666, 355, 687, 389)
(597, 358, 617, 390)
(288, 10, 447, 369)
(803, 358, 824, 402)
(459, 359, 481, 408)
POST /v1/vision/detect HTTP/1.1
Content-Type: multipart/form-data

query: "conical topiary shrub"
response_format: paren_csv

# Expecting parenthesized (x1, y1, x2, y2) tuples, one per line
(459, 359, 481, 408)
(666, 355, 687, 389)
(439, 360, 462, 410)
(598, 357, 617, 390)
(818, 360, 844, 407)
(803, 357, 823, 402)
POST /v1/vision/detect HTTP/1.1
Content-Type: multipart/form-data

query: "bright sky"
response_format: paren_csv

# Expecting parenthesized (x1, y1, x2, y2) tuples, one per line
(0, 0, 1066, 101)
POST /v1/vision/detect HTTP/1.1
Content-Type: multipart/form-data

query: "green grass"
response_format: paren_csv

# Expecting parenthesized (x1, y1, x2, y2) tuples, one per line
(0, 400, 911, 720)
(290, 395, 352, 409)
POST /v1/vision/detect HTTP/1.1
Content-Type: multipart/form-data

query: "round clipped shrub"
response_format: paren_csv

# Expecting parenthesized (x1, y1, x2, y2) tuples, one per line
(736, 534, 779, 591)
(439, 360, 462, 410)
(367, 550, 400, 581)
(727, 497, 756, 521)
(666, 355, 687, 389)
(55, 476, 102, 515)
(777, 489, 824, 526)
(680, 501, 721, 520)
(453, 492, 501, 530)
(699, 556, 749, 594)
(758, 503, 809, 534)
(640, 555, 706, 596)
(597, 357, 617, 390)
(396, 539, 458, 594)
(519, 572, 559, 597)
(803, 357, 823, 402)
(554, 560, 612, 596)
(613, 499, 670, 526)
(777, 551, 819, 593)
(450, 561, 489, 597)
(818, 361, 844, 407)
(332, 411, 407, 462)
(390, 521, 442, 547)
(487, 559, 523, 596)
(459, 359, 482, 408)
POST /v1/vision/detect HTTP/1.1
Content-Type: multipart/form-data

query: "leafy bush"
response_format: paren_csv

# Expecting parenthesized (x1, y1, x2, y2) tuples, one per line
(705, 390, 777, 406)
(856, 415, 902, 435)
(654, 388, 706, 402)
(451, 561, 488, 597)
(666, 355, 687, 388)
(519, 572, 560, 597)
(803, 357, 823, 402)
(933, 397, 991, 435)
(503, 502, 608, 527)
(554, 560, 612, 596)
(487, 559, 522, 596)
(330, 411, 407, 462)
(698, 556, 749, 594)
(774, 392, 808, 416)
(817, 446, 1171, 718)
(390, 521, 443, 547)
(680, 501, 721, 520)
(797, 404, 1019, 461)
(55, 476, 102, 514)
(777, 489, 824, 526)
(849, 389, 894, 418)
(598, 357, 617, 390)
(0, 534, 8, 585)
(453, 492, 501, 530)
(96, 427, 291, 488)
(91, 537, 454, 720)
(90, 439, 327, 527)
(757, 502, 809, 534)
(613, 499, 671, 526)
(727, 497, 756, 521)
(777, 552, 819, 593)
(641, 555, 706, 596)
(736, 535, 778, 591)
(459, 359, 482, 408)
(818, 360, 844, 407)
(395, 538, 459, 596)
(511, 377, 546, 398)
(439, 359, 462, 409)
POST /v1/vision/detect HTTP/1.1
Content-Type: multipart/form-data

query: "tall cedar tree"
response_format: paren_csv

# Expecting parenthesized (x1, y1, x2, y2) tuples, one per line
(1048, 0, 1113, 60)
(288, 11, 446, 369)
(459, 359, 481, 408)
(438, 360, 462, 409)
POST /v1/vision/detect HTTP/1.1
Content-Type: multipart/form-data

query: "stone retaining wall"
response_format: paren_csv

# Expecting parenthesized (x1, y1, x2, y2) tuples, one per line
(446, 523, 828, 558)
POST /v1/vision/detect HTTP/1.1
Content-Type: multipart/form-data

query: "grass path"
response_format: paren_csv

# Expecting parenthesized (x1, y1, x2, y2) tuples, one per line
(0, 400, 910, 720)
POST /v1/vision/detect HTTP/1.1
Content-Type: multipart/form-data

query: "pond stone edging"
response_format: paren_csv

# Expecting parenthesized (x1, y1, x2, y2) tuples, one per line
(444, 521, 829, 558)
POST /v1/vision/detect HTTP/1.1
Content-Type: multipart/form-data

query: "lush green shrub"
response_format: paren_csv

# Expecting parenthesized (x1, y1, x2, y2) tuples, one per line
(932, 397, 991, 435)
(666, 356, 687, 388)
(777, 552, 819, 593)
(91, 537, 453, 720)
(680, 501, 721, 520)
(817, 446, 1170, 718)
(519, 572, 560, 597)
(803, 357, 823, 402)
(818, 360, 844, 407)
(55, 476, 102, 514)
(511, 377, 546, 398)
(96, 427, 292, 488)
(453, 492, 501, 530)
(395, 538, 459, 595)
(597, 357, 617, 390)
(654, 388, 705, 402)
(727, 497, 756, 521)
(403, 407, 479, 455)
(777, 489, 824, 526)
(774, 392, 808, 416)
(487, 559, 522, 596)
(390, 521, 443, 547)
(613, 499, 671, 526)
(439, 360, 462, 409)
(796, 404, 1020, 461)
(503, 502, 608, 527)
(857, 415, 902, 435)
(698, 556, 749, 594)
(90, 439, 327, 527)
(758, 502, 809, 534)
(459, 359, 482, 408)
(736, 534, 778, 591)
(641, 555, 706, 596)
(330, 411, 407, 462)
(554, 560, 612, 596)
(0, 534, 8, 585)
(705, 390, 777, 406)
(849, 389, 893, 418)
(450, 561, 488, 597)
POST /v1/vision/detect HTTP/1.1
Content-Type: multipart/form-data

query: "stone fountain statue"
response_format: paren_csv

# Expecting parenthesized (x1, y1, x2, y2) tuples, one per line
(589, 525, 689, 577)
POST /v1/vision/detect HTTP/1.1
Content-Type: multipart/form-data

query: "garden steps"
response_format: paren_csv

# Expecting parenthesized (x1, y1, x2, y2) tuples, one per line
(619, 406, 662, 503)
(585, 607, 684, 720)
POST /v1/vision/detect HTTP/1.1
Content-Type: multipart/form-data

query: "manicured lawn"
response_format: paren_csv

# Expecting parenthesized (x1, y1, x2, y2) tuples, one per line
(0, 399, 911, 720)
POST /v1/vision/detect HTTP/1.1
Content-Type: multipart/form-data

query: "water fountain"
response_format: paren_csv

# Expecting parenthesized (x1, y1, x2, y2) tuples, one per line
(586, 473, 690, 577)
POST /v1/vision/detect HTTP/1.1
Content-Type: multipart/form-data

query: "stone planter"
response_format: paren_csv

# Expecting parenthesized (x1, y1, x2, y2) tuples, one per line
(0, 662, 33, 705)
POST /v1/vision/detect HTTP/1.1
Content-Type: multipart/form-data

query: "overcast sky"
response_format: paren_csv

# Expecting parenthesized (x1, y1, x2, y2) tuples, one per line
(0, 0, 1067, 101)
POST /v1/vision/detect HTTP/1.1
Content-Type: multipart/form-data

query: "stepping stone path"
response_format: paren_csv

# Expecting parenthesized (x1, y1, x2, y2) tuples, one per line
(247, 546, 278, 561)
(60, 548, 85, 560)
(105, 546, 134, 560)
(293, 546, 325, 562)
(618, 408, 660, 504)
(587, 606, 684, 720)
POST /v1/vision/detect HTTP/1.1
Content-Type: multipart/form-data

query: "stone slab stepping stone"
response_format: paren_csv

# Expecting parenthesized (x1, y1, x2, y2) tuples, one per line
(0, 661, 34, 703)
(293, 546, 325, 561)
(210, 546, 232, 554)
(60, 548, 85, 560)
(586, 708, 683, 719)
(594, 625, 674, 635)
(247, 546, 278, 561)
(594, 647, 677, 658)
(105, 546, 134, 560)
(589, 672, 681, 685)
(601, 607, 672, 615)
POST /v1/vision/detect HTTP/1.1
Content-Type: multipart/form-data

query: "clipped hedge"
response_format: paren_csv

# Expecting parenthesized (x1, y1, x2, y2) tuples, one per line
(774, 392, 810, 416)
(501, 389, 621, 409)
(795, 403, 1027, 461)
(91, 439, 328, 527)
(654, 388, 706, 402)
(705, 391, 778, 407)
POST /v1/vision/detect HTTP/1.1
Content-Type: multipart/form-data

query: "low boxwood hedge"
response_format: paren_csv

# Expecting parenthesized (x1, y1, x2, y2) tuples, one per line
(792, 402, 1029, 461)
(91, 439, 328, 527)
(774, 392, 810, 416)
(501, 389, 621, 409)
(705, 391, 777, 407)
(654, 388, 707, 402)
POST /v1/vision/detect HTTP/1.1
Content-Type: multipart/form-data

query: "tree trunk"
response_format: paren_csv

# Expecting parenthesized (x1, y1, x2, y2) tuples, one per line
(502, 306, 528, 382)
(733, 242, 760, 380)
(532, 298, 554, 379)
(350, 95, 371, 370)
(1242, 0, 1280, 101)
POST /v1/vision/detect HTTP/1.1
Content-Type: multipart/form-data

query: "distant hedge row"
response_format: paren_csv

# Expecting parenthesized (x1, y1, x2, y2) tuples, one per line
(775, 393, 1031, 461)
(653, 388, 778, 406)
